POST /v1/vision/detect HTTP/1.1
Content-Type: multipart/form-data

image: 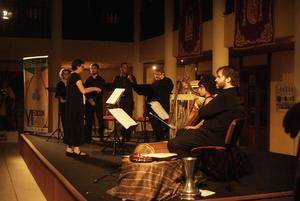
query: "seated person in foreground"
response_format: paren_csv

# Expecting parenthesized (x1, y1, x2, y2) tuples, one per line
(168, 66, 245, 157)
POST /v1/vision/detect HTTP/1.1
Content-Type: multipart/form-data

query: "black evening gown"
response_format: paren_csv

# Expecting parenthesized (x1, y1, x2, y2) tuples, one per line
(63, 72, 85, 146)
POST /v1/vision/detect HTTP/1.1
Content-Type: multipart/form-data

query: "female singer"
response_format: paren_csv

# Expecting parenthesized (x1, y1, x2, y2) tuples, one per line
(55, 68, 71, 133)
(63, 59, 101, 156)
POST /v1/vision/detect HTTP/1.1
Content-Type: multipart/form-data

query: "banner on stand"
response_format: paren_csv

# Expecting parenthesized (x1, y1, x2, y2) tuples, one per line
(23, 56, 49, 134)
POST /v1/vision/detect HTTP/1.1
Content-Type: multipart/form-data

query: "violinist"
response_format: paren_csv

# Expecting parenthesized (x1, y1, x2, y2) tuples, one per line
(112, 62, 137, 142)
(133, 66, 173, 141)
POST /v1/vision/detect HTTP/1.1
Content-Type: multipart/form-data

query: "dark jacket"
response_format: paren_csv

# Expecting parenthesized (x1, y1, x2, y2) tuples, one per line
(199, 87, 245, 139)
(84, 75, 106, 104)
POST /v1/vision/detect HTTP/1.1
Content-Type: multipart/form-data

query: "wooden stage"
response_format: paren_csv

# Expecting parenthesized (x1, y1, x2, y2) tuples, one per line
(19, 133, 296, 201)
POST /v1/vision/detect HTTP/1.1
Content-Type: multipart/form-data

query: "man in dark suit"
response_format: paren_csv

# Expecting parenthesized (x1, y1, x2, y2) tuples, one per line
(133, 66, 174, 141)
(84, 63, 106, 143)
(112, 63, 136, 142)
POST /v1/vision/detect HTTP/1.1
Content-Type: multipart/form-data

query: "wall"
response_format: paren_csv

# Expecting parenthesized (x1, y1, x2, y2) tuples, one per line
(0, 36, 134, 131)
(270, 51, 296, 155)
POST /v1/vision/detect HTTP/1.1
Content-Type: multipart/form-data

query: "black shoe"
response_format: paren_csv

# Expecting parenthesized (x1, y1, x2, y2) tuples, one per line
(65, 151, 75, 157)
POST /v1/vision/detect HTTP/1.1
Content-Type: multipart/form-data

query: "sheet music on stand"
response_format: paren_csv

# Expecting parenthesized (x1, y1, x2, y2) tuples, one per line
(108, 108, 138, 129)
(106, 88, 125, 105)
(149, 101, 169, 120)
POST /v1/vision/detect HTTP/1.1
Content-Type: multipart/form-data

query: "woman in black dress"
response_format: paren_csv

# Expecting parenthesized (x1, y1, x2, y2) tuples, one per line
(64, 59, 101, 156)
(55, 68, 71, 133)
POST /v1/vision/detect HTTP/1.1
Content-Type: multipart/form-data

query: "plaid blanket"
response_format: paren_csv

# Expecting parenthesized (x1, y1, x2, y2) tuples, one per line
(107, 158, 183, 200)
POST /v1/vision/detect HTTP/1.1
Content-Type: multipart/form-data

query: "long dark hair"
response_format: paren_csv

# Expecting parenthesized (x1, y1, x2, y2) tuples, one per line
(198, 74, 217, 95)
(71, 59, 84, 71)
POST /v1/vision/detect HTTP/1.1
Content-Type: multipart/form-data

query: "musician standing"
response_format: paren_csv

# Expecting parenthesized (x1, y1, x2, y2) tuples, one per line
(112, 62, 136, 142)
(55, 68, 71, 133)
(133, 67, 174, 141)
(84, 63, 106, 143)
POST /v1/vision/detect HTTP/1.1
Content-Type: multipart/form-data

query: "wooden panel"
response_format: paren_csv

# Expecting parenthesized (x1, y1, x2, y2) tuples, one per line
(19, 134, 86, 201)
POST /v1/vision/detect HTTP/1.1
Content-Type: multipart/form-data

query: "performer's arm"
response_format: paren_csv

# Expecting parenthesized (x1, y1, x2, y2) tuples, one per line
(128, 74, 137, 85)
(76, 80, 101, 95)
(84, 78, 93, 99)
(184, 99, 204, 127)
(185, 96, 214, 129)
(185, 119, 204, 130)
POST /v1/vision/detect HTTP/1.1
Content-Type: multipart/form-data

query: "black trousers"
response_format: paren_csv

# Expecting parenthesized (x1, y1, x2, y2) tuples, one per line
(0, 115, 8, 131)
(149, 115, 169, 141)
(85, 102, 104, 141)
(59, 103, 66, 132)
(167, 128, 223, 157)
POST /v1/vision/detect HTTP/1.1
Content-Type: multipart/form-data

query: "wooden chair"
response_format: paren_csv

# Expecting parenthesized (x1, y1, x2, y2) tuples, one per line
(134, 115, 151, 143)
(191, 118, 245, 191)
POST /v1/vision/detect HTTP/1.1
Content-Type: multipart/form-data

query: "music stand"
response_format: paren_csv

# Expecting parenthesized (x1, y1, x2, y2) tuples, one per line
(102, 88, 124, 154)
(102, 88, 137, 155)
(46, 87, 63, 141)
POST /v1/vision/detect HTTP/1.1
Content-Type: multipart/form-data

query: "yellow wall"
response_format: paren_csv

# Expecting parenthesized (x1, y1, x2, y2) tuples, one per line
(270, 51, 297, 155)
(0, 37, 134, 131)
(139, 36, 164, 63)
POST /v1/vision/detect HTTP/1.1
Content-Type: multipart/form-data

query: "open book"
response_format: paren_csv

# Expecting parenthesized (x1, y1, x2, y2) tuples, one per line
(149, 101, 169, 120)
(106, 88, 125, 105)
(108, 108, 138, 129)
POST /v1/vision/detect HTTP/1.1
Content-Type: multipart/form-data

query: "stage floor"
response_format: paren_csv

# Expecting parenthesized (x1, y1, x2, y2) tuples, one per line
(22, 134, 296, 201)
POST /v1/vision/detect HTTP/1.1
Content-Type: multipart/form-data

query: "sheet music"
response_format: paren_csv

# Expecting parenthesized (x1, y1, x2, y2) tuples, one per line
(149, 101, 169, 120)
(199, 189, 216, 197)
(108, 108, 138, 129)
(106, 88, 125, 105)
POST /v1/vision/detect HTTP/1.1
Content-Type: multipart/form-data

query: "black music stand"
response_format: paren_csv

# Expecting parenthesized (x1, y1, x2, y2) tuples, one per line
(101, 88, 124, 155)
(101, 88, 137, 155)
(47, 87, 64, 141)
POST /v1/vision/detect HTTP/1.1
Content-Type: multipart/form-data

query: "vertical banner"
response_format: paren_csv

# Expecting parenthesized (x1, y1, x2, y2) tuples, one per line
(178, 0, 202, 58)
(23, 56, 49, 134)
(234, 0, 274, 49)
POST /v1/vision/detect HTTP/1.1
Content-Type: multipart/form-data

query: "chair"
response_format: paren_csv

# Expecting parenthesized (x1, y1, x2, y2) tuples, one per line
(191, 118, 245, 192)
(102, 115, 123, 155)
(134, 115, 150, 143)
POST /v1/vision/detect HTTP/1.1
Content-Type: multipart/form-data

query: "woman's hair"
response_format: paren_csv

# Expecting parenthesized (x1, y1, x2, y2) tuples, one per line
(198, 74, 217, 95)
(71, 59, 84, 71)
(59, 68, 71, 79)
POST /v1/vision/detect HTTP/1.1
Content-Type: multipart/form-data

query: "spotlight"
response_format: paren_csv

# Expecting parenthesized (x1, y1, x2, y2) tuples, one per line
(180, 59, 184, 63)
(2, 9, 13, 20)
(152, 65, 157, 70)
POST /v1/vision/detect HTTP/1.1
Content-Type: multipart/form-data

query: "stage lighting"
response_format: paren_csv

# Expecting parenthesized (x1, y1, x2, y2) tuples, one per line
(2, 9, 13, 20)
(152, 65, 157, 70)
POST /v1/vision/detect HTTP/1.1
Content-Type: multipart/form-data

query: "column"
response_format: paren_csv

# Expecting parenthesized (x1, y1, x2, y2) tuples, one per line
(49, 0, 63, 131)
(133, 0, 144, 117)
(295, 0, 300, 102)
(164, 0, 177, 88)
(212, 0, 229, 74)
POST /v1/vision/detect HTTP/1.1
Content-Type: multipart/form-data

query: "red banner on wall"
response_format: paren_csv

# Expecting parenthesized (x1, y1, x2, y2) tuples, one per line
(178, 0, 202, 58)
(234, 0, 274, 49)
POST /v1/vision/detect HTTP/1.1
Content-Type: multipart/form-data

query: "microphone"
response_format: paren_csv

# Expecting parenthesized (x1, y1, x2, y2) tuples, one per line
(149, 112, 176, 130)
